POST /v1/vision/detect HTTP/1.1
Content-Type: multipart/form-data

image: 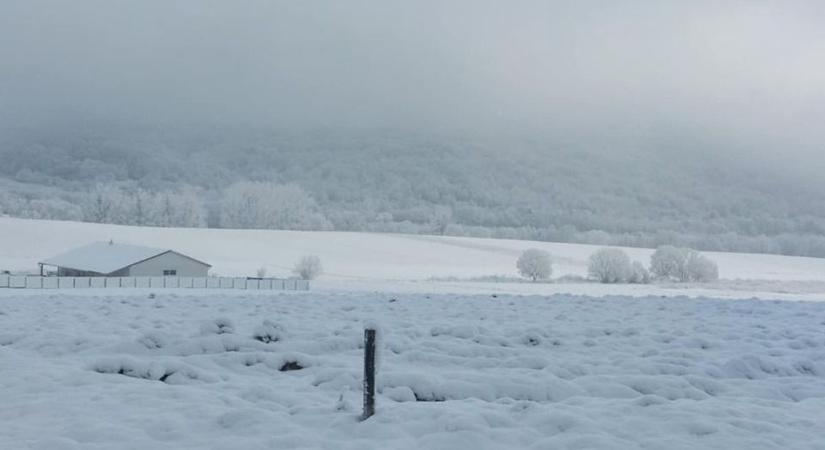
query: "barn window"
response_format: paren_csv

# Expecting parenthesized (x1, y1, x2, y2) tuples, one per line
(163, 270, 177, 276)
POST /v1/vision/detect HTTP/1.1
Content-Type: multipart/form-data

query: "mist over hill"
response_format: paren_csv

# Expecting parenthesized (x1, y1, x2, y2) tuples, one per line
(2, 1, 824, 256)
(2, 126, 825, 257)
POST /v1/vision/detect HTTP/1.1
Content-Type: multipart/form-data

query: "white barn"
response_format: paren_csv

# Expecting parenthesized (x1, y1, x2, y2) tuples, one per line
(39, 242, 211, 277)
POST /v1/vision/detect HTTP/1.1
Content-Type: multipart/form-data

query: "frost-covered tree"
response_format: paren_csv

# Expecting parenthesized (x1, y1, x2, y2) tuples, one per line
(219, 182, 331, 230)
(516, 249, 552, 282)
(165, 189, 207, 228)
(629, 260, 651, 284)
(588, 248, 632, 283)
(293, 255, 323, 280)
(651, 245, 718, 282)
(132, 189, 150, 226)
(429, 206, 453, 235)
(650, 245, 691, 281)
(83, 184, 131, 224)
(685, 252, 719, 282)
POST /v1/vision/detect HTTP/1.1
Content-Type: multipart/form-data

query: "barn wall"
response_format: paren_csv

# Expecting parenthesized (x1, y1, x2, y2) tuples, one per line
(126, 252, 210, 277)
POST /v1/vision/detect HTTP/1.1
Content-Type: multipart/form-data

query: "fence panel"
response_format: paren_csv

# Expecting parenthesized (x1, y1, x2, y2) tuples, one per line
(10, 276, 26, 288)
(26, 277, 43, 289)
(42, 277, 58, 289)
(0, 276, 304, 291)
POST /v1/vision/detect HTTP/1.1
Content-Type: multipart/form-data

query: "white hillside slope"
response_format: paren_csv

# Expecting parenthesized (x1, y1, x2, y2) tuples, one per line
(2, 217, 825, 299)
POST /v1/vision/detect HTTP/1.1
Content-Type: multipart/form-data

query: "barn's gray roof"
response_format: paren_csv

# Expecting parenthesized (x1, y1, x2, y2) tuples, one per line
(39, 241, 211, 274)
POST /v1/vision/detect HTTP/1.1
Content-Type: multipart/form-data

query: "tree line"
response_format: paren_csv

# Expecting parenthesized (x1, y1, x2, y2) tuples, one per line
(2, 131, 825, 257)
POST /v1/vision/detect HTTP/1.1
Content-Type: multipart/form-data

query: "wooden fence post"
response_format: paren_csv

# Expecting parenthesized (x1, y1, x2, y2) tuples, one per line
(362, 328, 376, 420)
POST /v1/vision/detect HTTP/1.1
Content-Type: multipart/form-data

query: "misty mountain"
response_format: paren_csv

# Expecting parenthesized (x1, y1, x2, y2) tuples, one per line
(2, 128, 825, 257)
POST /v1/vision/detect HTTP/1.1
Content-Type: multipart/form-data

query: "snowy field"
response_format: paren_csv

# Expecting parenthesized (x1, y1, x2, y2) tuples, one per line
(3, 217, 825, 301)
(2, 289, 825, 449)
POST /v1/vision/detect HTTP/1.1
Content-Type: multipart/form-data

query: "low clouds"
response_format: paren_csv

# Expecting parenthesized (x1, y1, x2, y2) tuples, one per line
(1, 1, 823, 168)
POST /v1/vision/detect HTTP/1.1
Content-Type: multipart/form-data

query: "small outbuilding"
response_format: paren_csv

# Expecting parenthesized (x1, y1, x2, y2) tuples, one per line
(39, 241, 211, 277)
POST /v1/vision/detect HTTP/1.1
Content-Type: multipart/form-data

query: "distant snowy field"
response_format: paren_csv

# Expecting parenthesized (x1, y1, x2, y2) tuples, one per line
(3, 218, 825, 300)
(2, 290, 825, 449)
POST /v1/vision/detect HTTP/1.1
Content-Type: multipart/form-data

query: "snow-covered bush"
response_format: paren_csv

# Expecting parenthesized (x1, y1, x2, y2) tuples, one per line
(293, 255, 323, 280)
(252, 320, 286, 343)
(650, 245, 691, 281)
(629, 260, 651, 284)
(516, 249, 552, 282)
(588, 248, 632, 283)
(651, 245, 718, 282)
(200, 318, 235, 335)
(685, 252, 719, 282)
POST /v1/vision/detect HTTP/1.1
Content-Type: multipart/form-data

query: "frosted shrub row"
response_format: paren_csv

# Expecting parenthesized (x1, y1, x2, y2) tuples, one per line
(516, 246, 719, 284)
(587, 246, 718, 284)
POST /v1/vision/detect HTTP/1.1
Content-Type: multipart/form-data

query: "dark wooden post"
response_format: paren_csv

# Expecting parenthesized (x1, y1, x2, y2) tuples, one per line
(362, 328, 376, 420)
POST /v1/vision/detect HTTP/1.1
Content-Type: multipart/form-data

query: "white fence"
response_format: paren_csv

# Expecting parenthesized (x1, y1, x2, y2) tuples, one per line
(0, 275, 309, 291)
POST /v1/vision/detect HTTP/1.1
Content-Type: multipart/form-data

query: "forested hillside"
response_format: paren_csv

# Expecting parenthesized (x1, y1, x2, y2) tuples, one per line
(2, 128, 825, 257)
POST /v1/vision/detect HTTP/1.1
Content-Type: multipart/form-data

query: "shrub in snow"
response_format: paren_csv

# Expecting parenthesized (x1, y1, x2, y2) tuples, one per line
(200, 318, 235, 335)
(650, 245, 691, 281)
(252, 320, 286, 343)
(137, 331, 169, 349)
(685, 252, 719, 282)
(279, 361, 303, 371)
(383, 386, 417, 403)
(516, 249, 552, 282)
(588, 248, 632, 283)
(293, 255, 323, 280)
(335, 392, 354, 411)
(256, 266, 267, 278)
(629, 261, 651, 284)
(521, 332, 543, 346)
(650, 245, 719, 282)
(92, 357, 205, 384)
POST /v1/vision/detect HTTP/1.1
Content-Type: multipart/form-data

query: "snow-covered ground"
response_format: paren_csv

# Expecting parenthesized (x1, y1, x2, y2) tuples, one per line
(3, 217, 825, 300)
(2, 218, 825, 448)
(2, 290, 824, 449)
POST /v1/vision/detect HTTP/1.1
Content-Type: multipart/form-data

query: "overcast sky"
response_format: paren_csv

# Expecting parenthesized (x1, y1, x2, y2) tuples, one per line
(1, 1, 823, 167)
